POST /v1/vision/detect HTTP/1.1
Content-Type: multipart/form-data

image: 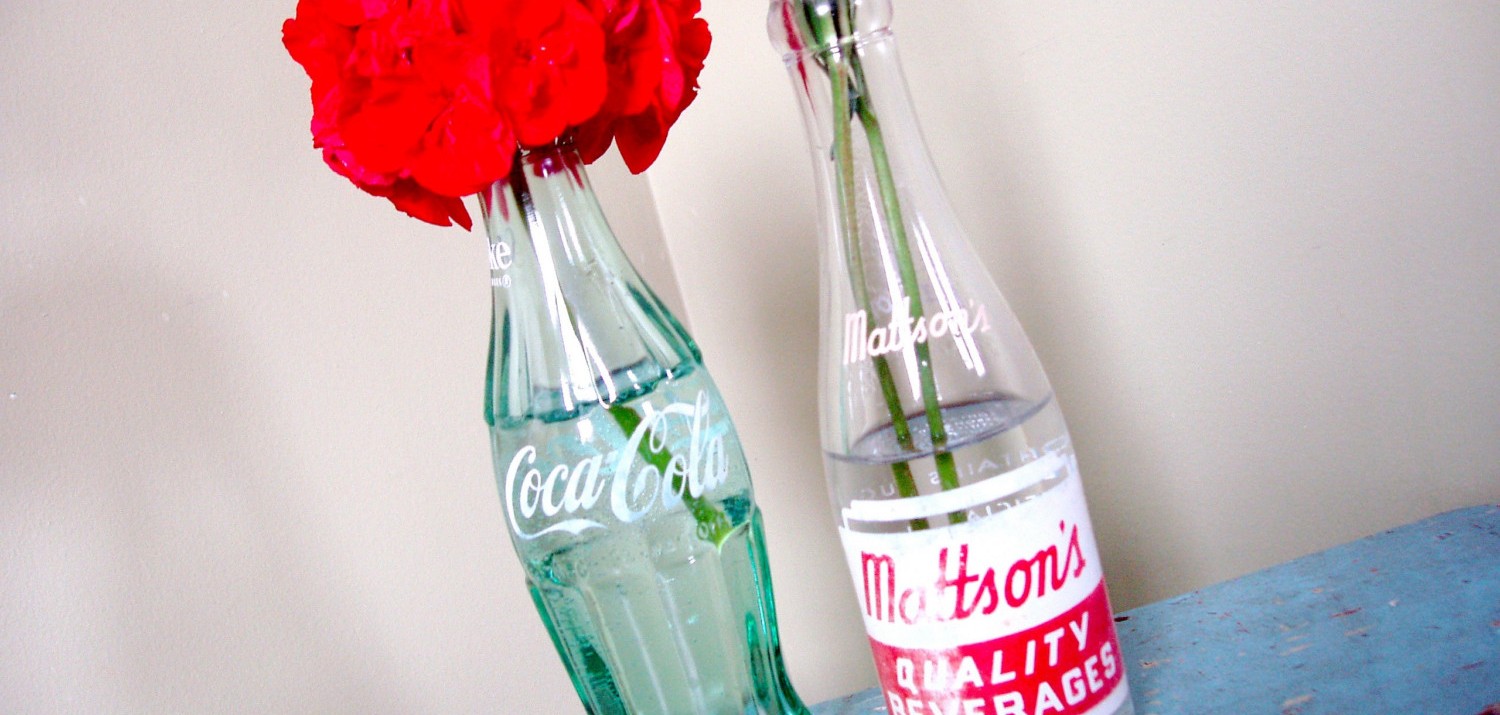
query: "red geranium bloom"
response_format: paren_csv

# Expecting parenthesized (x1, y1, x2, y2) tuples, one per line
(484, 0, 608, 148)
(575, 0, 709, 173)
(283, 0, 708, 229)
(285, 0, 506, 228)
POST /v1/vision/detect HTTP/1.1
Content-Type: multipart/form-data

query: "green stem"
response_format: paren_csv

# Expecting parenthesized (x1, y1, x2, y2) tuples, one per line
(607, 405, 736, 547)
(833, 0, 855, 39)
(827, 39, 928, 530)
(840, 21, 966, 525)
(799, 1, 964, 526)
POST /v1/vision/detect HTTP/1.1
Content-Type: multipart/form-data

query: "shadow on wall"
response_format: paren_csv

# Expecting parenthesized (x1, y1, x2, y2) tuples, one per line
(0, 244, 400, 711)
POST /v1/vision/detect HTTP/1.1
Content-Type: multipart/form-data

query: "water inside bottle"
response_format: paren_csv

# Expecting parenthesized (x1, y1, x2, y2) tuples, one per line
(825, 395, 1077, 532)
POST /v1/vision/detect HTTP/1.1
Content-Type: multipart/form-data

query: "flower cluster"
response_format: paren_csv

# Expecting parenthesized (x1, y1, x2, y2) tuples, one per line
(283, 0, 711, 229)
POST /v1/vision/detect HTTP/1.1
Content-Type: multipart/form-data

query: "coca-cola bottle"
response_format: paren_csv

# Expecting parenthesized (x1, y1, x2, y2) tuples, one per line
(769, 2, 1134, 713)
(484, 143, 808, 714)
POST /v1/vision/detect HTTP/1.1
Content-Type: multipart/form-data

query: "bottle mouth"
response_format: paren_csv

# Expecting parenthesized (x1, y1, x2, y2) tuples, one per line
(768, 0, 892, 58)
(514, 140, 585, 182)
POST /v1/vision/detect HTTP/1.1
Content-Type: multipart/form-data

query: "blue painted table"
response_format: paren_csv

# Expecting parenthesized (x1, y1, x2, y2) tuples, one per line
(811, 504, 1500, 715)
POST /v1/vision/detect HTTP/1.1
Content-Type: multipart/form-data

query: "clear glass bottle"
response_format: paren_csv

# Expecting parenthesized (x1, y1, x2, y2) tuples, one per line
(769, 2, 1134, 713)
(483, 143, 807, 715)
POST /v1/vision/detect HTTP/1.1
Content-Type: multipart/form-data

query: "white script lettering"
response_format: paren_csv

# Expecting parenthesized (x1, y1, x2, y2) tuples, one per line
(503, 390, 730, 540)
(844, 299, 992, 365)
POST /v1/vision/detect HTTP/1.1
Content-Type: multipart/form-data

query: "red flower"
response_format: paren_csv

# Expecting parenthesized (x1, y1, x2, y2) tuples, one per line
(285, 0, 505, 228)
(283, 0, 708, 229)
(484, 0, 608, 148)
(575, 0, 710, 173)
(317, 0, 397, 27)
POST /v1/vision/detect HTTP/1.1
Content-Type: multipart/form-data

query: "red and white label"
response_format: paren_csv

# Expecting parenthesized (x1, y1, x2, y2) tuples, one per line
(839, 461, 1128, 715)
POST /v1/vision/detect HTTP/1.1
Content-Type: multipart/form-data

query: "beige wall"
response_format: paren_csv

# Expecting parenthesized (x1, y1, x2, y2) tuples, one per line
(3, 1, 1498, 712)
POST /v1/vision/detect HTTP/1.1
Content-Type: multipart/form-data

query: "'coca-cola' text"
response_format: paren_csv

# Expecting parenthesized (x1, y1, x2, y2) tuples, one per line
(502, 390, 729, 540)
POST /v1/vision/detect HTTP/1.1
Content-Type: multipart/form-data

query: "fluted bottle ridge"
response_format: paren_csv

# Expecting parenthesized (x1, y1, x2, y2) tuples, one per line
(485, 144, 807, 714)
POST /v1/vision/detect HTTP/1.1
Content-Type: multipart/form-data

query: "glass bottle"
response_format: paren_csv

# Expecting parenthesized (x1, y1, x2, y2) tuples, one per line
(483, 143, 807, 715)
(769, 2, 1134, 713)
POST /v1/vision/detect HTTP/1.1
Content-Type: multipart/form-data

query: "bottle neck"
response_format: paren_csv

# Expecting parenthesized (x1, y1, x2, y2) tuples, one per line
(482, 144, 697, 425)
(773, 1, 939, 183)
(773, 2, 1056, 459)
(776, 9, 972, 325)
(769, 0, 894, 57)
(481, 144, 614, 289)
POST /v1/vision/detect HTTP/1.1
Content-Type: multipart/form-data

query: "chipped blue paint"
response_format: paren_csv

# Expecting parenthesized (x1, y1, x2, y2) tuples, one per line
(811, 505, 1500, 715)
